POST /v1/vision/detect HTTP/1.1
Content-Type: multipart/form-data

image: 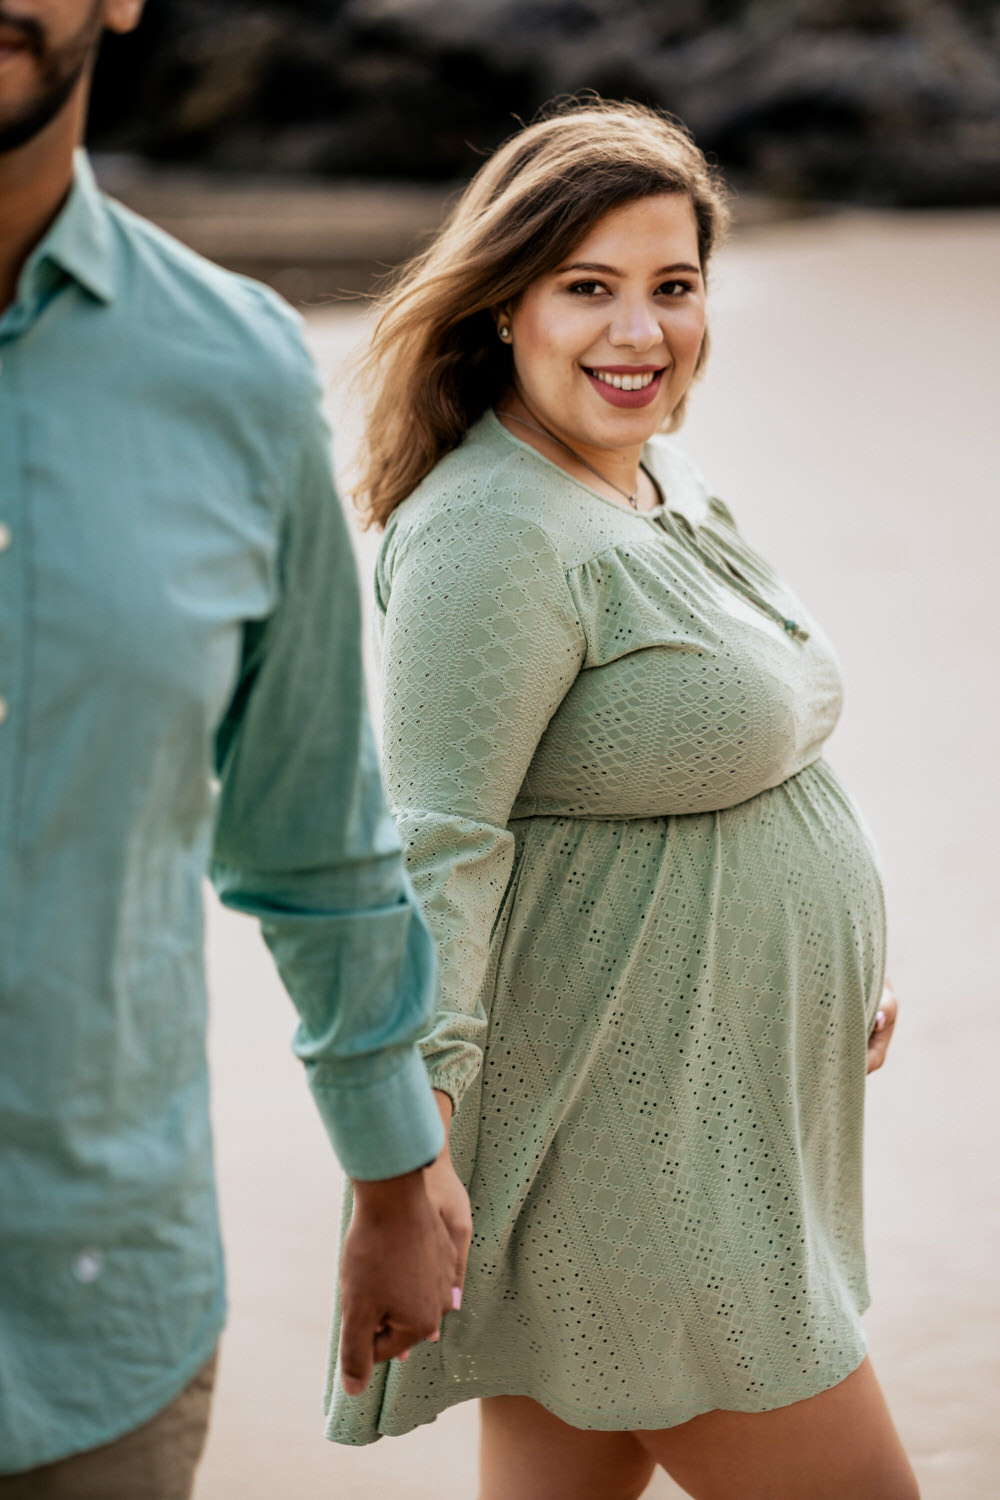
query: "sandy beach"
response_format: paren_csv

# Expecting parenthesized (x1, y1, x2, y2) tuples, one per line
(192, 208, 1000, 1500)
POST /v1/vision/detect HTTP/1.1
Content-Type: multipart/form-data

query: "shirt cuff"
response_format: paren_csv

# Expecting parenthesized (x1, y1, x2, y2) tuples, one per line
(307, 1049, 444, 1181)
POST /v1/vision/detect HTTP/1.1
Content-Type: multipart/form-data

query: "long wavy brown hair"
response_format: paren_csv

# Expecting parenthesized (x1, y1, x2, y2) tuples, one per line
(354, 98, 731, 529)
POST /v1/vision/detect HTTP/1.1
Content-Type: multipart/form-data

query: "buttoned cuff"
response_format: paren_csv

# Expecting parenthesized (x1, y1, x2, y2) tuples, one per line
(307, 1049, 444, 1181)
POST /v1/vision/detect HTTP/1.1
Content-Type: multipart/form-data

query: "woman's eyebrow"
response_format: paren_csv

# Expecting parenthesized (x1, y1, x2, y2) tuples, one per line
(558, 260, 702, 276)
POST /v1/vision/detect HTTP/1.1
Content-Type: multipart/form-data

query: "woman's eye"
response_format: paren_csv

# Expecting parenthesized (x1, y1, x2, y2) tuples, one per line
(566, 280, 606, 296)
(658, 280, 693, 297)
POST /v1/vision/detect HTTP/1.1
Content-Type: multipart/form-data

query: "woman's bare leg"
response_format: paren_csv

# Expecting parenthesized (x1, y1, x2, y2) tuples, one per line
(479, 1395, 656, 1500)
(635, 1357, 919, 1500)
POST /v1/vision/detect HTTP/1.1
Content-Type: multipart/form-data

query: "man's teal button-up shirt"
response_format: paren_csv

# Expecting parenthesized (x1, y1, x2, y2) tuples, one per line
(0, 155, 443, 1473)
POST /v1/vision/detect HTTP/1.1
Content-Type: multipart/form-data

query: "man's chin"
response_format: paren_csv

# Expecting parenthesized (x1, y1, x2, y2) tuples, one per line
(0, 0, 104, 158)
(0, 73, 79, 155)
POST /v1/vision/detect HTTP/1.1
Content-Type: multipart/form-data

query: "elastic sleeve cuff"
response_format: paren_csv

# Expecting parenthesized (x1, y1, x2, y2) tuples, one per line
(308, 1049, 444, 1181)
(421, 1040, 484, 1114)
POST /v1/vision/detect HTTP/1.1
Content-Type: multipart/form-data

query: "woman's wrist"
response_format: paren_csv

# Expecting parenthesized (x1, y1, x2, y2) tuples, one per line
(431, 1088, 454, 1162)
(432, 1087, 454, 1125)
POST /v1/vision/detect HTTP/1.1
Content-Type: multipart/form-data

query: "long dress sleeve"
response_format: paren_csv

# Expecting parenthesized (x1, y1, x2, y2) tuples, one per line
(377, 501, 586, 1109)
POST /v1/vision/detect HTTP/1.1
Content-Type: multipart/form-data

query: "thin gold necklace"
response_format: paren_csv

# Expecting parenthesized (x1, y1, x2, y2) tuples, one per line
(496, 409, 643, 510)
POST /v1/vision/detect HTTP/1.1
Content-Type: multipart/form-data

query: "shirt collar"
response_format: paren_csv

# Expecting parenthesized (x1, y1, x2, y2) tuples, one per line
(21, 150, 116, 307)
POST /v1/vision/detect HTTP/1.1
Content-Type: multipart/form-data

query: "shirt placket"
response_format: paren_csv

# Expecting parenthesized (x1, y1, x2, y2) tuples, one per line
(0, 305, 34, 990)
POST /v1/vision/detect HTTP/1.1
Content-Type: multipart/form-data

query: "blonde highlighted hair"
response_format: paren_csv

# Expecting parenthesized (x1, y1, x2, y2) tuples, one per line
(354, 97, 731, 529)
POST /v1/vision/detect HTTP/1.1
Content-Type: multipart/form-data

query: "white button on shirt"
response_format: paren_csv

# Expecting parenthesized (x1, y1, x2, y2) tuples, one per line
(0, 523, 12, 552)
(72, 1250, 104, 1284)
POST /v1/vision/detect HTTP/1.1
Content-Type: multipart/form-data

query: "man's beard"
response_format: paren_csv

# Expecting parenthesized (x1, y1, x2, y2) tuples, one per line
(0, 2, 105, 155)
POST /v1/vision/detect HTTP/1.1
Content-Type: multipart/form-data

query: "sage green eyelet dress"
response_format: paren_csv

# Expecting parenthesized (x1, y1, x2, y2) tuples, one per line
(324, 410, 885, 1443)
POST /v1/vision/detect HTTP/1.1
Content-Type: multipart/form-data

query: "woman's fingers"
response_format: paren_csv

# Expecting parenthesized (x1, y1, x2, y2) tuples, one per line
(867, 979, 898, 1075)
(444, 1190, 473, 1286)
(423, 1151, 473, 1296)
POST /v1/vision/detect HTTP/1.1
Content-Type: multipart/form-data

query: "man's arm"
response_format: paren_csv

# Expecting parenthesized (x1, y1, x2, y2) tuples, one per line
(209, 338, 460, 1381)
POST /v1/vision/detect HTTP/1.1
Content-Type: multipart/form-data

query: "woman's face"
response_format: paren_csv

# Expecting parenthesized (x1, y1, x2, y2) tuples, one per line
(502, 193, 707, 459)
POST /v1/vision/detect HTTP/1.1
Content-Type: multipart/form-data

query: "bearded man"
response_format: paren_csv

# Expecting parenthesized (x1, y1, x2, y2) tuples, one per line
(0, 5, 469, 1495)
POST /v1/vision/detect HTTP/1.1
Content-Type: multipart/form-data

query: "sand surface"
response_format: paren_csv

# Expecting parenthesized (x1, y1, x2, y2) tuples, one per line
(193, 209, 1000, 1500)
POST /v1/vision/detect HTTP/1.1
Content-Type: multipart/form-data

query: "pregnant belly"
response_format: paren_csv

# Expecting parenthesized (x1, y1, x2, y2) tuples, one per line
(488, 758, 886, 1112)
(450, 762, 882, 1387)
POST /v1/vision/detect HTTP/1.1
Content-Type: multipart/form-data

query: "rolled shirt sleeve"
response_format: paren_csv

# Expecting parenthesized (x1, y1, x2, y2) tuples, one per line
(210, 360, 443, 1181)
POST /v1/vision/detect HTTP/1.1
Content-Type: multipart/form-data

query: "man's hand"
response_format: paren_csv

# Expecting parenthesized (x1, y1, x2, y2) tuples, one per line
(339, 1168, 455, 1396)
(867, 978, 899, 1075)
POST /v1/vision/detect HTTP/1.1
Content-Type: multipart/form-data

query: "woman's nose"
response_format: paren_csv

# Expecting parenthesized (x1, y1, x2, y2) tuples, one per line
(607, 299, 662, 350)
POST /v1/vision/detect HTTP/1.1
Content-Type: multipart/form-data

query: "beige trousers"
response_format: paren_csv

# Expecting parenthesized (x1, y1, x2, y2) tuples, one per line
(0, 1350, 218, 1500)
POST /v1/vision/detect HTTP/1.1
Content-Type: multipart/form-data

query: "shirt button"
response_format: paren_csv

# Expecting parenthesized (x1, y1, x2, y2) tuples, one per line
(0, 523, 11, 552)
(72, 1249, 104, 1283)
(0, 698, 8, 726)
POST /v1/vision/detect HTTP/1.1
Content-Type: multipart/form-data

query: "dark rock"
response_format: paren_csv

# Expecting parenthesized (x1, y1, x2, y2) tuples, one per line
(89, 0, 1000, 205)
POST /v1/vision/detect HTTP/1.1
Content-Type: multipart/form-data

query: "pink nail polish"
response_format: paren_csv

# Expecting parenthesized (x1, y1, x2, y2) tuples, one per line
(451, 1285, 462, 1311)
(875, 1009, 887, 1032)
(429, 1329, 440, 1343)
(399, 1349, 410, 1361)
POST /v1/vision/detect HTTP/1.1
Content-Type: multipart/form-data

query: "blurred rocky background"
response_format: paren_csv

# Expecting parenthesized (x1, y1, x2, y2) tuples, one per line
(91, 0, 1000, 202)
(88, 0, 1000, 295)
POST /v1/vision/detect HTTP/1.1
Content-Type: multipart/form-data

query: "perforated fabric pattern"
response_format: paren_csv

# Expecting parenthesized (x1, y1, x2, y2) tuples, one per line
(324, 413, 886, 1442)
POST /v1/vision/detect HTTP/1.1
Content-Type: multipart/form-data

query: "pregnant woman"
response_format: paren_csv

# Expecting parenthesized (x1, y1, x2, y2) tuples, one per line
(325, 99, 917, 1500)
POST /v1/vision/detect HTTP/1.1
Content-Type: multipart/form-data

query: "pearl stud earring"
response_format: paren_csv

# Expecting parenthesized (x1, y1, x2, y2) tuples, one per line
(498, 324, 511, 341)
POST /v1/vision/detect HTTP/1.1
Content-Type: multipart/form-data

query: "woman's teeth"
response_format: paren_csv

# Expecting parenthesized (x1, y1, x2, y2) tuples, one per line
(589, 370, 658, 391)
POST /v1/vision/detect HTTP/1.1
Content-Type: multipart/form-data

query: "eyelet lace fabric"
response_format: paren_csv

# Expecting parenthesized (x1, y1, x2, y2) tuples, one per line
(324, 412, 885, 1442)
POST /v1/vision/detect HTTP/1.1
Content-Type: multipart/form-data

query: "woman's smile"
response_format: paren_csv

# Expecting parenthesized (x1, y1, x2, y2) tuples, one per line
(583, 364, 667, 407)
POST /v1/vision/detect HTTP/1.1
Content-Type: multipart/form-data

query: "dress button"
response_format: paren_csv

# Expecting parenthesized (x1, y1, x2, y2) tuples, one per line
(0, 698, 8, 726)
(0, 523, 11, 552)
